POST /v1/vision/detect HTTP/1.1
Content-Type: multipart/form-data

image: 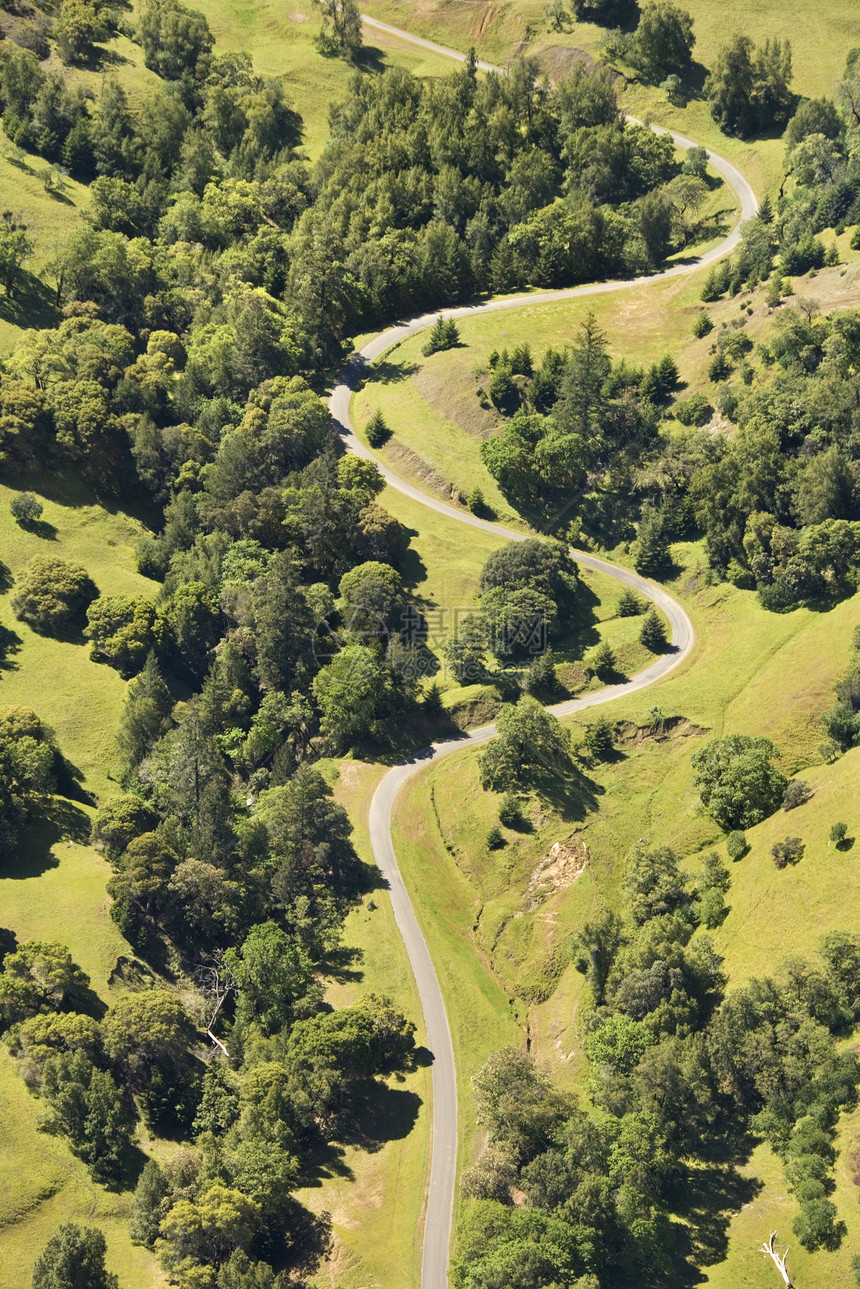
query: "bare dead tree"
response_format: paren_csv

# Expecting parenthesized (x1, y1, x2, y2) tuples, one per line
(759, 1232, 792, 1288)
(194, 950, 236, 1056)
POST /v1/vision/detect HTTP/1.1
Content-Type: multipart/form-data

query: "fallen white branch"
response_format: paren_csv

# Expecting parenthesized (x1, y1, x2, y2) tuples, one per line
(759, 1231, 792, 1287)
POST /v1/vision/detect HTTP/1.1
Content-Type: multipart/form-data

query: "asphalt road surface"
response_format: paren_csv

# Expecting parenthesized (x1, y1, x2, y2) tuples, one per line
(328, 22, 758, 1287)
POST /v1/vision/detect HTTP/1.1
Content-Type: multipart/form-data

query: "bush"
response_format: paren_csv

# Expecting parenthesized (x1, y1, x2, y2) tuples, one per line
(726, 830, 748, 861)
(365, 409, 390, 447)
(639, 608, 667, 651)
(692, 310, 714, 338)
(498, 792, 522, 828)
(830, 821, 848, 846)
(486, 825, 505, 850)
(11, 556, 98, 635)
(584, 715, 614, 760)
(467, 486, 486, 514)
(673, 392, 712, 426)
(588, 640, 615, 679)
(772, 836, 805, 869)
(9, 491, 43, 525)
(783, 779, 812, 811)
(423, 315, 460, 356)
(617, 586, 645, 617)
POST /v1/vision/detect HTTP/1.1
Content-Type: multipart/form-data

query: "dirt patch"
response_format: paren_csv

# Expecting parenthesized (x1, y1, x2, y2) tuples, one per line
(523, 835, 589, 911)
(289, 10, 309, 20)
(538, 45, 614, 82)
(614, 715, 709, 747)
(470, 2, 494, 38)
(382, 438, 458, 499)
(413, 362, 503, 441)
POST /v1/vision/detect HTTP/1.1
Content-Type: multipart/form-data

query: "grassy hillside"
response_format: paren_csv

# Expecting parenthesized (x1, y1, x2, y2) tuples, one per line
(392, 546, 860, 1288)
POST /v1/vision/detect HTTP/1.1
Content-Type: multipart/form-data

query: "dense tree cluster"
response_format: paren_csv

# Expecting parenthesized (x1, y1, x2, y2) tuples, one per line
(454, 845, 859, 1287)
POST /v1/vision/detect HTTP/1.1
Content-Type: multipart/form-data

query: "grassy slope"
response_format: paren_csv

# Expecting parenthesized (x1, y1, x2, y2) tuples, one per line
(0, 477, 161, 1287)
(392, 544, 860, 1286)
(298, 757, 430, 1289)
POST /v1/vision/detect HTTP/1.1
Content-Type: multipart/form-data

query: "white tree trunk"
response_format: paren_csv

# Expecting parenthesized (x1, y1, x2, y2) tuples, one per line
(759, 1232, 792, 1288)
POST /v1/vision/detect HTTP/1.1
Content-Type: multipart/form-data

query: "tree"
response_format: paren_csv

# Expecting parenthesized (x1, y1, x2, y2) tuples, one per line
(10, 492, 43, 526)
(635, 2, 695, 76)
(312, 643, 393, 746)
(639, 607, 667, 651)
(314, 0, 362, 60)
(478, 696, 571, 792)
(129, 1158, 169, 1247)
(156, 1185, 262, 1279)
(423, 315, 460, 356)
(0, 213, 35, 298)
(829, 822, 848, 846)
(41, 1050, 136, 1183)
(726, 830, 748, 860)
(365, 409, 390, 447)
(117, 651, 173, 775)
(92, 795, 158, 861)
(0, 941, 90, 1026)
(471, 1047, 571, 1162)
(705, 35, 793, 137)
(638, 188, 674, 265)
(137, 0, 214, 84)
(11, 556, 98, 636)
(692, 735, 788, 830)
(102, 990, 195, 1088)
(771, 836, 804, 868)
(583, 714, 614, 759)
(55, 0, 110, 65)
(224, 922, 315, 1037)
(32, 1224, 119, 1289)
(617, 586, 645, 616)
(85, 596, 160, 677)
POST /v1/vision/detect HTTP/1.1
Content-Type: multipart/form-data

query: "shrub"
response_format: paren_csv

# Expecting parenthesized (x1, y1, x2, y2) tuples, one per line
(830, 822, 848, 846)
(584, 715, 614, 760)
(639, 608, 667, 651)
(486, 825, 505, 850)
(588, 640, 615, 679)
(423, 315, 460, 357)
(783, 779, 812, 811)
(726, 830, 748, 861)
(692, 310, 714, 338)
(365, 409, 390, 447)
(11, 556, 98, 635)
(9, 491, 43, 525)
(498, 793, 522, 828)
(467, 486, 486, 514)
(673, 392, 712, 426)
(617, 586, 645, 617)
(772, 836, 805, 869)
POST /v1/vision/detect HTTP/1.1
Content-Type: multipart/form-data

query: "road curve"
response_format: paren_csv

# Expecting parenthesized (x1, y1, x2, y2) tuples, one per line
(330, 21, 757, 1289)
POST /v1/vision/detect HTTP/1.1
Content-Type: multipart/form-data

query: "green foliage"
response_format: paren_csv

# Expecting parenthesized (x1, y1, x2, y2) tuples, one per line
(32, 1224, 119, 1289)
(692, 734, 788, 830)
(829, 821, 848, 844)
(782, 778, 812, 810)
(85, 595, 160, 676)
(478, 696, 571, 792)
(616, 585, 644, 617)
(11, 555, 98, 635)
(137, 0, 214, 85)
(423, 315, 460, 357)
(497, 792, 523, 828)
(587, 640, 615, 678)
(365, 408, 390, 448)
(725, 829, 748, 860)
(0, 212, 35, 297)
(313, 0, 362, 60)
(42, 1049, 136, 1184)
(9, 491, 43, 525)
(634, 1, 695, 77)
(129, 1158, 169, 1247)
(772, 835, 805, 868)
(486, 824, 505, 850)
(692, 310, 714, 339)
(0, 940, 90, 1027)
(705, 35, 794, 138)
(583, 715, 614, 760)
(638, 607, 667, 651)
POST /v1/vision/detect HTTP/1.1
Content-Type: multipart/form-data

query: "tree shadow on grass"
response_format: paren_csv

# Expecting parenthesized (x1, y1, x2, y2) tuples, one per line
(0, 561, 13, 593)
(0, 620, 22, 669)
(17, 517, 58, 541)
(366, 357, 420, 386)
(336, 1079, 423, 1155)
(668, 1158, 764, 1272)
(0, 271, 61, 332)
(7, 796, 92, 879)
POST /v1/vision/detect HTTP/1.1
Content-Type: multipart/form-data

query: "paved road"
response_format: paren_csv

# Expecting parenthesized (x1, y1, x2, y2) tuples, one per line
(330, 21, 758, 1289)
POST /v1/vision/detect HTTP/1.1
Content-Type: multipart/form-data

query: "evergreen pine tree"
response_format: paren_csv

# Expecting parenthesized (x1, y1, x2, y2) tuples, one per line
(365, 409, 389, 447)
(639, 607, 668, 651)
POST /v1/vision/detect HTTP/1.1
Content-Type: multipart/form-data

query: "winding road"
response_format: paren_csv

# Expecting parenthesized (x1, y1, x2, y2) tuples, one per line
(329, 21, 759, 1288)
